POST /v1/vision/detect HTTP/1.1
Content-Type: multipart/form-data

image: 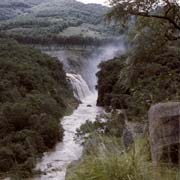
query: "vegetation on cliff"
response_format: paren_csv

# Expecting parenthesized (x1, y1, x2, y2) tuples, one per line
(96, 15, 180, 122)
(0, 38, 76, 177)
(96, 48, 180, 121)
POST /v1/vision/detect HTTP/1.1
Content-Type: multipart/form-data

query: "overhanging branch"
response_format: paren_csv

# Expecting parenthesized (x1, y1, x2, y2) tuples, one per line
(129, 11, 180, 31)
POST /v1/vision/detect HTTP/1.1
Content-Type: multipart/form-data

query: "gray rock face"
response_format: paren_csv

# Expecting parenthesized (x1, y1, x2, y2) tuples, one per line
(149, 102, 180, 165)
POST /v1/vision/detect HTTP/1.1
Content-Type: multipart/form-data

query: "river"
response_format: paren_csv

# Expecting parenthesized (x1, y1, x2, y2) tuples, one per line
(33, 92, 102, 180)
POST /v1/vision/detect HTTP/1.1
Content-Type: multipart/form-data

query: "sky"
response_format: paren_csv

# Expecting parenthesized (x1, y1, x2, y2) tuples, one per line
(77, 0, 109, 6)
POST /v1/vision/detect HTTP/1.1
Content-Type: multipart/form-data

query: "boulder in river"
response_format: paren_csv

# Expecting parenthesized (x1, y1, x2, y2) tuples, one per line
(149, 102, 180, 165)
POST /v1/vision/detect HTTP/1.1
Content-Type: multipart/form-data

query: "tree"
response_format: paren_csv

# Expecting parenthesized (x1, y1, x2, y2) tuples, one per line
(108, 0, 180, 40)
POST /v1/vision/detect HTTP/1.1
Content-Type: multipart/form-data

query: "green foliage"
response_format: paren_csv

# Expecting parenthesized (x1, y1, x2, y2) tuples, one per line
(67, 136, 180, 180)
(97, 45, 180, 122)
(76, 111, 125, 141)
(96, 13, 180, 122)
(0, 0, 116, 42)
(0, 38, 76, 177)
(96, 56, 126, 107)
(108, 0, 180, 40)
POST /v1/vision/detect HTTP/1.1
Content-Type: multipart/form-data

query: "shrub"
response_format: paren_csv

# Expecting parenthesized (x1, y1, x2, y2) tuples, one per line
(66, 137, 180, 180)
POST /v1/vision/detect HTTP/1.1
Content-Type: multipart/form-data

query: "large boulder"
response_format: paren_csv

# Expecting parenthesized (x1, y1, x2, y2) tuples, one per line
(149, 102, 180, 165)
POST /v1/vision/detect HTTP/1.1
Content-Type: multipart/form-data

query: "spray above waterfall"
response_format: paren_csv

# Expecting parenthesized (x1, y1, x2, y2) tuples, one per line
(42, 37, 126, 96)
(82, 37, 126, 90)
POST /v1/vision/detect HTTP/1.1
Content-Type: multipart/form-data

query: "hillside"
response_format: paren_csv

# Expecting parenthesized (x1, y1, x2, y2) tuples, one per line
(0, 0, 115, 40)
(0, 38, 76, 177)
(0, 0, 48, 20)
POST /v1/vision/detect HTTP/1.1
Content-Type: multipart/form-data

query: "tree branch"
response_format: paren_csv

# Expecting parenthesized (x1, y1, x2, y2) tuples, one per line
(129, 11, 180, 31)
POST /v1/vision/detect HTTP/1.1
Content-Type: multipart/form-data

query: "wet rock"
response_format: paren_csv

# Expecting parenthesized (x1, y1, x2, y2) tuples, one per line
(149, 102, 180, 165)
(87, 104, 92, 107)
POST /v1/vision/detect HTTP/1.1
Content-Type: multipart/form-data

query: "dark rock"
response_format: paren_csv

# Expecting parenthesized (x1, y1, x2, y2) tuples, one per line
(87, 105, 92, 107)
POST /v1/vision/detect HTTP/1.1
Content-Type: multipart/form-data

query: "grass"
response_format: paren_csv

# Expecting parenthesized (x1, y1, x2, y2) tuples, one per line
(66, 135, 180, 180)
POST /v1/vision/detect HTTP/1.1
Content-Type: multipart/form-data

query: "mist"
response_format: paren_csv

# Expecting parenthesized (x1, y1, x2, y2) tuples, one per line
(82, 36, 126, 90)
(38, 36, 126, 93)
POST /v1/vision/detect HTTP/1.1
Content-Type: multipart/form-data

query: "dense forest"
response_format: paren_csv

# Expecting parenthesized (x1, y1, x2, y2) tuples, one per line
(0, 38, 77, 177)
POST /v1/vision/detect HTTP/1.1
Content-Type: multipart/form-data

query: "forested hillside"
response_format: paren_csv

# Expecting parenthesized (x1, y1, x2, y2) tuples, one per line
(0, 0, 115, 44)
(0, 38, 76, 177)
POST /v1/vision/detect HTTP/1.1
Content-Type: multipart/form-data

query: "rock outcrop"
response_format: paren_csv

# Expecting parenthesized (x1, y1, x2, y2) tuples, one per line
(149, 102, 180, 165)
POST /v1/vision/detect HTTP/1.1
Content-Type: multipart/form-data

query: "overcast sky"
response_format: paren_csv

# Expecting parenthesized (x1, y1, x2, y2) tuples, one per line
(77, 0, 109, 6)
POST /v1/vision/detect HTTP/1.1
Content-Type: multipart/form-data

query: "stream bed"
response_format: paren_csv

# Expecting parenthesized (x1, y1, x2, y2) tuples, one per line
(34, 93, 102, 180)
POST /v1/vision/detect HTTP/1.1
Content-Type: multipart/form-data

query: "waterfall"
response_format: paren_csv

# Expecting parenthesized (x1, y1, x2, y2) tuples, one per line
(66, 73, 91, 101)
(33, 74, 98, 180)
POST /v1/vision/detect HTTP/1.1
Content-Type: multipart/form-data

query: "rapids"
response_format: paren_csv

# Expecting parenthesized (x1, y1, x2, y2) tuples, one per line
(33, 76, 102, 180)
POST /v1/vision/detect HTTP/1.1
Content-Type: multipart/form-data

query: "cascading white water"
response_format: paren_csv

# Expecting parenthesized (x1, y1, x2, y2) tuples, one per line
(66, 73, 91, 101)
(33, 75, 102, 180)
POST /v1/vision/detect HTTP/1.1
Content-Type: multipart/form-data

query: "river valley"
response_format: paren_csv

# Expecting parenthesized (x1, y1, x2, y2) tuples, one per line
(32, 41, 124, 180)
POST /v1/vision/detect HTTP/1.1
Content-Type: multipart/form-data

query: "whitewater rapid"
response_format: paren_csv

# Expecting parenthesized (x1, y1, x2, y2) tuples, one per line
(34, 93, 102, 180)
